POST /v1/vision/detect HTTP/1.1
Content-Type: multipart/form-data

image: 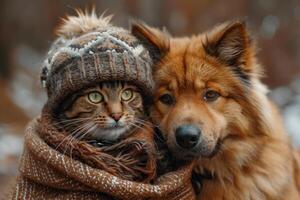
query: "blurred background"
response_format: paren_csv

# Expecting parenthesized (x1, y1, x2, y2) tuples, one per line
(0, 0, 299, 196)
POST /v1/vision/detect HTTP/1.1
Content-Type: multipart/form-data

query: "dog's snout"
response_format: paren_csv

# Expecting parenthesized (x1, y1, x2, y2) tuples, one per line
(175, 125, 201, 149)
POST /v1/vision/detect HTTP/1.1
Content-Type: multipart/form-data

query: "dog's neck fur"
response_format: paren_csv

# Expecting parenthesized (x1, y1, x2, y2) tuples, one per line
(195, 80, 298, 200)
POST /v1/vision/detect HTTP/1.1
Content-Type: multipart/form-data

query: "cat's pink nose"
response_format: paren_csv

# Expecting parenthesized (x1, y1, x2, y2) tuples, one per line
(110, 113, 123, 122)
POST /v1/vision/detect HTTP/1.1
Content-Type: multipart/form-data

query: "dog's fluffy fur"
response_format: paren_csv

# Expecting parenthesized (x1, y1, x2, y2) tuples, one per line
(132, 21, 300, 199)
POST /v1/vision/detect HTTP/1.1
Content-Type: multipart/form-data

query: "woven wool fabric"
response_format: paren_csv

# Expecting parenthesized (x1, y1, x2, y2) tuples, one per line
(41, 17, 155, 112)
(8, 118, 196, 200)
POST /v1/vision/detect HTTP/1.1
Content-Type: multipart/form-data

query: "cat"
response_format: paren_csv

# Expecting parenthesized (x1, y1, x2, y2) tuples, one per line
(53, 80, 176, 182)
(50, 81, 160, 182)
(56, 81, 146, 143)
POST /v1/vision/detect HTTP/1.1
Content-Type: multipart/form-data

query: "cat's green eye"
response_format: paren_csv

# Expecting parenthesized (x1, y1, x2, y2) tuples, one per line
(121, 89, 133, 101)
(88, 92, 103, 103)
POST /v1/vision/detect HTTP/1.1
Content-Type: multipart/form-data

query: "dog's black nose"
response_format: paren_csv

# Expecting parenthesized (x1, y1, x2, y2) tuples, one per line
(175, 125, 201, 149)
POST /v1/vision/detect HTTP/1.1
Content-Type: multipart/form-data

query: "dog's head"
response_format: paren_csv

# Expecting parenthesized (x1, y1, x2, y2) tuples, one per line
(132, 21, 265, 160)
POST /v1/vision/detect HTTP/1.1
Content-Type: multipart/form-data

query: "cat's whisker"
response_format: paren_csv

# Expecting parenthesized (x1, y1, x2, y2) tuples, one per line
(54, 117, 90, 123)
(52, 116, 90, 123)
(64, 119, 92, 134)
(68, 123, 97, 159)
(54, 123, 88, 150)
(54, 122, 85, 130)
(65, 122, 94, 155)
(128, 122, 149, 132)
(47, 134, 75, 163)
(72, 122, 95, 141)
(57, 122, 92, 155)
(78, 123, 96, 139)
(52, 118, 90, 127)
(77, 124, 97, 141)
(135, 118, 160, 128)
(51, 121, 90, 135)
(54, 134, 74, 153)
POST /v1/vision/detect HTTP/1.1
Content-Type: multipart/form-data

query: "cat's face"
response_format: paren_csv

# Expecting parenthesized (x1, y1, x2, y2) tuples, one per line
(58, 82, 145, 141)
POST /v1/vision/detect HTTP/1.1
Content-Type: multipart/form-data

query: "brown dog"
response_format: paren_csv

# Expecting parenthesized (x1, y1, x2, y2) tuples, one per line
(131, 21, 300, 199)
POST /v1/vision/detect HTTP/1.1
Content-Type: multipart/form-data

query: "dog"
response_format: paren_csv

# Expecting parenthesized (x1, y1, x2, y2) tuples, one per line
(131, 21, 300, 199)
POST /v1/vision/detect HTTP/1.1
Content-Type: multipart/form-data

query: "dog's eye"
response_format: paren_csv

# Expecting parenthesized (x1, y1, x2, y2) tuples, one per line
(159, 94, 174, 105)
(204, 90, 220, 102)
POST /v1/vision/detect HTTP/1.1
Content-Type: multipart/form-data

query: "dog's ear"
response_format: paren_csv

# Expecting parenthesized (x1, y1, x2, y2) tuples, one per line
(203, 21, 253, 69)
(131, 20, 170, 63)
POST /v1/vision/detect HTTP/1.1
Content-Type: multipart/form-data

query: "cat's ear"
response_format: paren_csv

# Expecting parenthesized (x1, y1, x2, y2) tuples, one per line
(131, 20, 170, 63)
(203, 21, 254, 70)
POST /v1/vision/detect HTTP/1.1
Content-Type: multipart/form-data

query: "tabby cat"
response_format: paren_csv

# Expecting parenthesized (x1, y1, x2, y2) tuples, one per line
(57, 81, 147, 143)
(53, 81, 173, 182)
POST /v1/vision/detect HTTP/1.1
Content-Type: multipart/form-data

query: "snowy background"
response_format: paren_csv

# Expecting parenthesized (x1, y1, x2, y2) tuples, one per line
(0, 0, 299, 197)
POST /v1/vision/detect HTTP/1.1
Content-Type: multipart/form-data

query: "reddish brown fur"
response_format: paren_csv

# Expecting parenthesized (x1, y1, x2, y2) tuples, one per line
(132, 21, 300, 199)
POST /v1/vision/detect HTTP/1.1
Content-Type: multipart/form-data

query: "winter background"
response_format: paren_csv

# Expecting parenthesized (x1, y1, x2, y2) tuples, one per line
(0, 0, 299, 196)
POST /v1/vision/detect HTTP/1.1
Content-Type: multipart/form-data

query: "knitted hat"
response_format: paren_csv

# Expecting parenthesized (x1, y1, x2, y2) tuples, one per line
(41, 10, 154, 111)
